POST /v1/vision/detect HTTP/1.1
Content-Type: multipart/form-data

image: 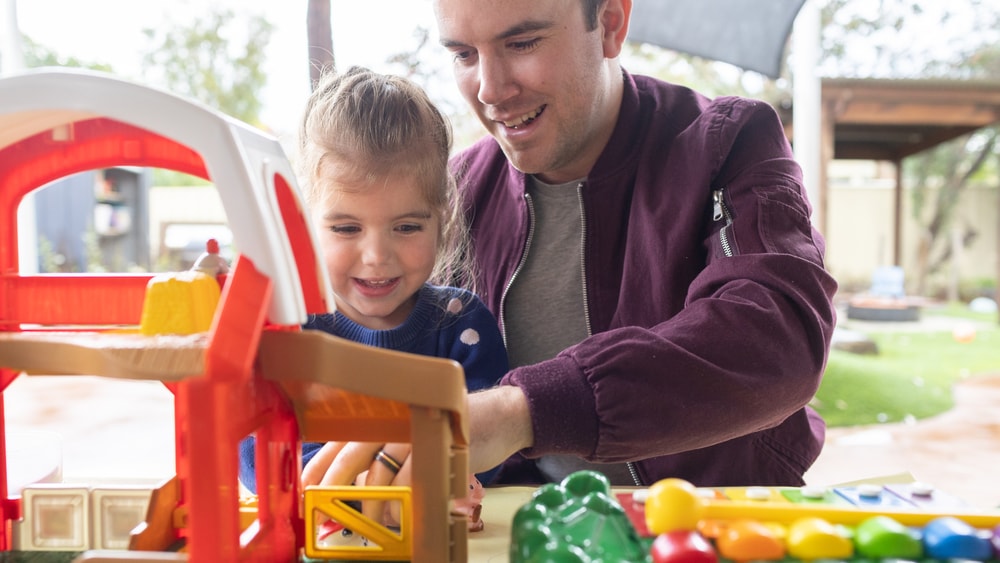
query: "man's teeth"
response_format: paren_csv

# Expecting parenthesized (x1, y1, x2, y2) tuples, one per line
(503, 107, 543, 128)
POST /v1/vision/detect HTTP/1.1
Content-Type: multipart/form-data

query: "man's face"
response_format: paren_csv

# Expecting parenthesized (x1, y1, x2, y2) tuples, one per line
(434, 0, 623, 184)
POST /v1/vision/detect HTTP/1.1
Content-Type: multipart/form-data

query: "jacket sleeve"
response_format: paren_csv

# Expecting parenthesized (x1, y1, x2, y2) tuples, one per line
(502, 98, 838, 464)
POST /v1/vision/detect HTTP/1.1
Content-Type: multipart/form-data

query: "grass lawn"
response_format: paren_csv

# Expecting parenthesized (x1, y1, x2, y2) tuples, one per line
(812, 304, 1000, 428)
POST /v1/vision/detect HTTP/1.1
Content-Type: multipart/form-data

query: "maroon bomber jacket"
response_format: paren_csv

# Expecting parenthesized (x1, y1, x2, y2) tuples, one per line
(451, 70, 838, 487)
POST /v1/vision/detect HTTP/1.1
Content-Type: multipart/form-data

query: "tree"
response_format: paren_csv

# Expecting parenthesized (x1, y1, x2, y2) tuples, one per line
(907, 128, 998, 297)
(142, 8, 273, 126)
(21, 35, 112, 72)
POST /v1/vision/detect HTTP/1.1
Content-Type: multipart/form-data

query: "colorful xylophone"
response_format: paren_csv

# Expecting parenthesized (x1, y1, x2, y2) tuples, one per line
(509, 471, 1000, 562)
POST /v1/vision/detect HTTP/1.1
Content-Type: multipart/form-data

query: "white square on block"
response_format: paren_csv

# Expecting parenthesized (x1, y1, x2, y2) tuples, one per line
(91, 487, 154, 550)
(21, 485, 90, 551)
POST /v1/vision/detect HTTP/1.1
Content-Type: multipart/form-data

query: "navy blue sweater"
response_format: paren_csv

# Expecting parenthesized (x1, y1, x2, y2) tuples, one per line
(238, 284, 508, 492)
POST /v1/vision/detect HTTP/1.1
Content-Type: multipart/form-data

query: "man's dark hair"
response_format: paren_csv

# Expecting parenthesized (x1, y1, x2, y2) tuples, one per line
(582, 0, 605, 31)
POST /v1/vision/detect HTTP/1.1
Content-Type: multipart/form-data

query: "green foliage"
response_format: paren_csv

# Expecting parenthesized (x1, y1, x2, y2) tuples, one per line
(37, 235, 61, 273)
(82, 229, 106, 273)
(814, 311, 1000, 427)
(150, 169, 211, 187)
(141, 8, 273, 126)
(21, 35, 113, 72)
(818, 0, 1000, 79)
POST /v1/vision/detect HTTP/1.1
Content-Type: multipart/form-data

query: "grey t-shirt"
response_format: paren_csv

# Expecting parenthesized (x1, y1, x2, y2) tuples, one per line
(503, 176, 635, 485)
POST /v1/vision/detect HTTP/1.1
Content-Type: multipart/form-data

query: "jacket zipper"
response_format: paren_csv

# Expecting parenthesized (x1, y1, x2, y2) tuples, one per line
(498, 193, 536, 348)
(575, 183, 643, 487)
(712, 189, 734, 258)
(575, 184, 592, 337)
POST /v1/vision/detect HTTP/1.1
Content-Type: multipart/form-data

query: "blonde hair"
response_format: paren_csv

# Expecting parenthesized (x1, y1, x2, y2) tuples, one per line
(298, 66, 472, 288)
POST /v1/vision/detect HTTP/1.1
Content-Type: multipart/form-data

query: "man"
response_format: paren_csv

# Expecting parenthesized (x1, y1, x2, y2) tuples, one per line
(436, 0, 838, 486)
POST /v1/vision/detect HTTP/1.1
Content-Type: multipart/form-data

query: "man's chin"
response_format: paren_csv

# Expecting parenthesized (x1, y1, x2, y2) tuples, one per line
(497, 145, 544, 176)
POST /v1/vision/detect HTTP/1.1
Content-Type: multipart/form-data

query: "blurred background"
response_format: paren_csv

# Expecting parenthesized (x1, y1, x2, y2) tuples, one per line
(2, 0, 999, 500)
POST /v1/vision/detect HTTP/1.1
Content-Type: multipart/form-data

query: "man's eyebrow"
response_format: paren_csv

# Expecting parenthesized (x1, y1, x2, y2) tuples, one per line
(497, 19, 555, 40)
(440, 19, 555, 48)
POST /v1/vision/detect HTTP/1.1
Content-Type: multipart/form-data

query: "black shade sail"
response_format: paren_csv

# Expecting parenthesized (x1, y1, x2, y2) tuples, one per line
(627, 0, 807, 78)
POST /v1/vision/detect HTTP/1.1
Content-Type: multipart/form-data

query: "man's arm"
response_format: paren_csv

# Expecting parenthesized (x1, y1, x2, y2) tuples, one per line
(467, 384, 533, 474)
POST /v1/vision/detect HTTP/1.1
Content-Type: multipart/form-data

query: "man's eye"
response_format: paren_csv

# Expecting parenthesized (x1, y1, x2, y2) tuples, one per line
(452, 49, 475, 64)
(510, 38, 541, 52)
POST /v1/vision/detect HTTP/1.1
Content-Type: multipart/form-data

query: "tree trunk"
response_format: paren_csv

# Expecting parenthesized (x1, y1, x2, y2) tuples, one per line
(307, 0, 334, 90)
(947, 226, 961, 303)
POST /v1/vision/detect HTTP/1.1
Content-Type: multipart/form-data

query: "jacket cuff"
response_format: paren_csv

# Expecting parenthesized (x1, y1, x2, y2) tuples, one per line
(501, 355, 598, 457)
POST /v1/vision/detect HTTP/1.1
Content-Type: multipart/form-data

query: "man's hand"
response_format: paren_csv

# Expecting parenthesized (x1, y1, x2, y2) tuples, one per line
(468, 385, 534, 473)
(298, 384, 534, 490)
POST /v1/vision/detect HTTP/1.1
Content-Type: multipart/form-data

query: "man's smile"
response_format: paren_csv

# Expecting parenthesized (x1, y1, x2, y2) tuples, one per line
(499, 105, 546, 129)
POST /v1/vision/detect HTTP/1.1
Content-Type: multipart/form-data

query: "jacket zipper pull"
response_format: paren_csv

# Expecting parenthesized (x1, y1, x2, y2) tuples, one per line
(712, 190, 724, 221)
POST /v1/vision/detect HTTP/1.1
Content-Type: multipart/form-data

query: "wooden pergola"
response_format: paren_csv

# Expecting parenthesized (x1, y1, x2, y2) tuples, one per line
(782, 78, 1000, 297)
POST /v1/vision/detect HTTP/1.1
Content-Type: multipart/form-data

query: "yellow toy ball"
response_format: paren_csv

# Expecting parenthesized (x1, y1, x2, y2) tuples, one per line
(645, 478, 705, 535)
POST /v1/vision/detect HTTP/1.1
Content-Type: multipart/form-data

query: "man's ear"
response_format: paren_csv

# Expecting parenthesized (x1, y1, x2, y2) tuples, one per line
(600, 0, 632, 58)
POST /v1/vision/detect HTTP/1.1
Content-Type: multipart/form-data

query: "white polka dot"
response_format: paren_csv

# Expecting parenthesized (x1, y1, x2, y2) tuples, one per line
(447, 298, 463, 314)
(460, 328, 480, 345)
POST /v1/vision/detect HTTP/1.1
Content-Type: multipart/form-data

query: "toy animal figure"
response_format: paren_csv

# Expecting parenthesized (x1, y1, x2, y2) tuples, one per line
(454, 475, 486, 532)
(316, 519, 369, 548)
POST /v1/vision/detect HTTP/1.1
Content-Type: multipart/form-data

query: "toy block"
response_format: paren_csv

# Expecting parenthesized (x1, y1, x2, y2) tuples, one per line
(20, 485, 91, 552)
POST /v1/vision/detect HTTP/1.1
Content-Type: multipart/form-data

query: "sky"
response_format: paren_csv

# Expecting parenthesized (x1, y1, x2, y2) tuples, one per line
(13, 0, 445, 138)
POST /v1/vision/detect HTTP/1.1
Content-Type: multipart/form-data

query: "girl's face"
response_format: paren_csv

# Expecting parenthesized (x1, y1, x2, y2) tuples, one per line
(314, 173, 440, 330)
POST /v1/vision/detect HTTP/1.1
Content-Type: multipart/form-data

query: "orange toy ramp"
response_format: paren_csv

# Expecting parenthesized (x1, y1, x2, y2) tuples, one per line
(0, 332, 207, 381)
(258, 329, 472, 562)
(258, 329, 468, 442)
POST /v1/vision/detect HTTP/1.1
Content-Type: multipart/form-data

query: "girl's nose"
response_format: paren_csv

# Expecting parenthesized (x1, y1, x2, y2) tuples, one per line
(360, 233, 392, 265)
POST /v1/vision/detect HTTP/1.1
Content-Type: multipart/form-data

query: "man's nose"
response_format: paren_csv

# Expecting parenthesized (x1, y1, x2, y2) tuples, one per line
(477, 55, 517, 106)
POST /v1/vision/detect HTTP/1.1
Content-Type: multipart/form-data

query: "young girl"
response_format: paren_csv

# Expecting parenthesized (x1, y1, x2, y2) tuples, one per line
(238, 67, 507, 514)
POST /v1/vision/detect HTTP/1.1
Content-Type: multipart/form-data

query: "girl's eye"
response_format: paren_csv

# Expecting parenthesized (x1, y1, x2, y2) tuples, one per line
(329, 225, 360, 235)
(396, 224, 423, 234)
